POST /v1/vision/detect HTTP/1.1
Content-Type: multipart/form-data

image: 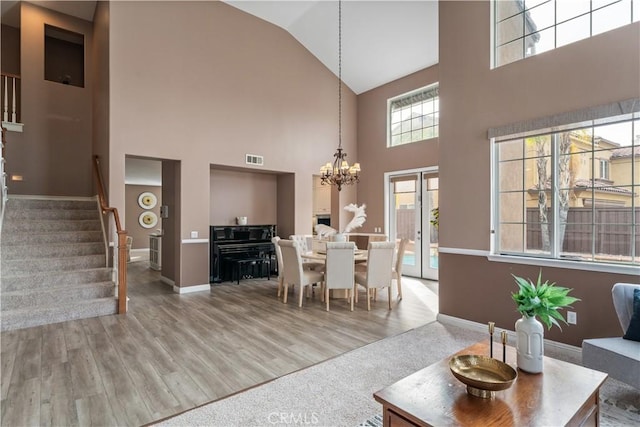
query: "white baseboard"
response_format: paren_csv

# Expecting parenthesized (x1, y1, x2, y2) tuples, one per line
(160, 276, 175, 287)
(160, 275, 210, 294)
(173, 284, 211, 294)
(436, 313, 582, 360)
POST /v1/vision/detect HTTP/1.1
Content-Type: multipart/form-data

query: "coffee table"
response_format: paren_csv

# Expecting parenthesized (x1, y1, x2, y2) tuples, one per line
(374, 341, 608, 426)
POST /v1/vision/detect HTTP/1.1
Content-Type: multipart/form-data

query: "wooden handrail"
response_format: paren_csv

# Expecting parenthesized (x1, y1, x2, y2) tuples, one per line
(1, 72, 21, 79)
(93, 155, 128, 314)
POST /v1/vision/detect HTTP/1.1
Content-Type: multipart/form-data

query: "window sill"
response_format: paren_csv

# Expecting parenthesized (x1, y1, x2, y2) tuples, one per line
(487, 253, 639, 276)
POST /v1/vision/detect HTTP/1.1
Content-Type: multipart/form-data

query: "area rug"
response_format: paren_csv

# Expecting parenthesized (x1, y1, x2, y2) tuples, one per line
(158, 321, 639, 427)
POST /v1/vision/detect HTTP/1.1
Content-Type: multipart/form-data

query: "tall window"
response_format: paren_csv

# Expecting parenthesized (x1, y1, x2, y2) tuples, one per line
(494, 114, 639, 266)
(493, 0, 640, 67)
(388, 85, 439, 147)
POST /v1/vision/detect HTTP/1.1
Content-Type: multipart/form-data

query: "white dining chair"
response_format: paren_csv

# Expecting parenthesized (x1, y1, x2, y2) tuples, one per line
(278, 239, 324, 307)
(354, 241, 396, 311)
(324, 241, 356, 311)
(289, 234, 324, 271)
(272, 236, 286, 298)
(392, 238, 409, 300)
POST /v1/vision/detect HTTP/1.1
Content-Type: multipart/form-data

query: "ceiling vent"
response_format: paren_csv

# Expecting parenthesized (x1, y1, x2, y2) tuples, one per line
(245, 154, 264, 166)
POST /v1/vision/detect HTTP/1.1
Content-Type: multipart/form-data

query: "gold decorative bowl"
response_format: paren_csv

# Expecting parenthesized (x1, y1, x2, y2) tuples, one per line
(449, 355, 518, 399)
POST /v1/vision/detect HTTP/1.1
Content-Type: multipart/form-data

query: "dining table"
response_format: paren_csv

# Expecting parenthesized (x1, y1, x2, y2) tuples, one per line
(301, 249, 368, 262)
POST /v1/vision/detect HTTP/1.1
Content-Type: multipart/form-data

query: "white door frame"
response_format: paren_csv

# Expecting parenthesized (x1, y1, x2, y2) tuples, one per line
(384, 166, 439, 279)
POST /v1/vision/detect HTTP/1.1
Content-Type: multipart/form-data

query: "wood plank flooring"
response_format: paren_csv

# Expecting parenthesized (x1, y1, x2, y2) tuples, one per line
(1, 261, 438, 426)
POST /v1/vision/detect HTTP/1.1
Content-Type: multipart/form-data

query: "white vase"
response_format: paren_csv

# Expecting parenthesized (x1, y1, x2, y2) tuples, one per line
(515, 315, 544, 374)
(333, 233, 346, 242)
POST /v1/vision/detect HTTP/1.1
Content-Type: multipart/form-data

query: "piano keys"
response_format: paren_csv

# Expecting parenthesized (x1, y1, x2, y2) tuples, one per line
(210, 224, 277, 283)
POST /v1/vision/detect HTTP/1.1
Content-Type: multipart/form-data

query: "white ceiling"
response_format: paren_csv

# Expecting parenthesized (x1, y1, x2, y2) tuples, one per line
(224, 1, 439, 94)
(3, 1, 438, 95)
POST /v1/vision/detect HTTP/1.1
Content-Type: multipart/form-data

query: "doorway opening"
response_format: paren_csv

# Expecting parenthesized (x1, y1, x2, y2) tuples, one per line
(385, 168, 439, 280)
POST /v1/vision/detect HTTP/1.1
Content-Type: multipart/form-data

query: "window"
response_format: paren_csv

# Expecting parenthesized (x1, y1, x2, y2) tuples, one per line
(388, 85, 439, 147)
(493, 0, 640, 67)
(598, 158, 610, 180)
(493, 114, 639, 266)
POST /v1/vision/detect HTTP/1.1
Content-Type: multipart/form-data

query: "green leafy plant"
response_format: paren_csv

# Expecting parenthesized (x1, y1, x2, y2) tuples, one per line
(511, 271, 580, 330)
(430, 207, 439, 229)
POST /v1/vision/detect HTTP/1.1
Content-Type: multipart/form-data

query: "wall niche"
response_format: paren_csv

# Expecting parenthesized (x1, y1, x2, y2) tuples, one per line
(44, 24, 84, 87)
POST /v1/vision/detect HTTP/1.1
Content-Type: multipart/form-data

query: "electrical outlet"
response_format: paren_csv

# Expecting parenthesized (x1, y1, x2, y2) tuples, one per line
(190, 231, 198, 239)
(567, 311, 577, 325)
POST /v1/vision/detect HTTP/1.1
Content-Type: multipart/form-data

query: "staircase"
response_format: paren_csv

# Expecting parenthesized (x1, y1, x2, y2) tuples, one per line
(1, 197, 118, 331)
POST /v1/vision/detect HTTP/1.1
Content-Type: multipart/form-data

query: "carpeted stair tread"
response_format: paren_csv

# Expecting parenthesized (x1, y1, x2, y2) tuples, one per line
(2, 242, 105, 260)
(4, 208, 99, 220)
(1, 230, 104, 245)
(1, 281, 115, 310)
(1, 297, 118, 331)
(1, 267, 112, 292)
(1, 197, 120, 332)
(6, 198, 98, 210)
(2, 219, 102, 233)
(2, 254, 106, 275)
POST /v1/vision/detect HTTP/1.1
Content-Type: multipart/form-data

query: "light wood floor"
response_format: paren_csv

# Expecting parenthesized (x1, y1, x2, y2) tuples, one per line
(1, 261, 438, 426)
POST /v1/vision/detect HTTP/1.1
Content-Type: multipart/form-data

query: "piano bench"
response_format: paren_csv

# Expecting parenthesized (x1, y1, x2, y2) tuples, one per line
(231, 257, 271, 284)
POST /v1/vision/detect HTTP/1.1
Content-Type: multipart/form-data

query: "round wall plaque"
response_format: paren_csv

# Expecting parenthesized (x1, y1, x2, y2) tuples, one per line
(139, 211, 158, 228)
(138, 192, 157, 209)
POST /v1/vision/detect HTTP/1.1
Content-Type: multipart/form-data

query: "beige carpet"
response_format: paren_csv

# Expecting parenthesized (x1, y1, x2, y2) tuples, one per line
(158, 321, 640, 426)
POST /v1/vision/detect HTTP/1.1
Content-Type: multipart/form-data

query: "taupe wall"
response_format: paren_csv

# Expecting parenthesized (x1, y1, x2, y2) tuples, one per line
(357, 66, 440, 232)
(108, 1, 357, 287)
(13, 2, 93, 196)
(209, 168, 277, 226)
(92, 0, 109, 197)
(1, 24, 20, 74)
(125, 184, 162, 249)
(437, 1, 640, 346)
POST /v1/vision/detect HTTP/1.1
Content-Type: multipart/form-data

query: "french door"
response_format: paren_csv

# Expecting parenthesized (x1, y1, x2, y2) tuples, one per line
(387, 169, 439, 280)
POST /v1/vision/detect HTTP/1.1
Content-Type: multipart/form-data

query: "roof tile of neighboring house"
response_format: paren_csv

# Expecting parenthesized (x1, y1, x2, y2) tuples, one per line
(574, 179, 635, 195)
(611, 146, 640, 159)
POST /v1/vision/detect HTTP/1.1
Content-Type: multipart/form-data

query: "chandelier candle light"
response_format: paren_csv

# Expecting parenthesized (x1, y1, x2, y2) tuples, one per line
(319, 0, 361, 191)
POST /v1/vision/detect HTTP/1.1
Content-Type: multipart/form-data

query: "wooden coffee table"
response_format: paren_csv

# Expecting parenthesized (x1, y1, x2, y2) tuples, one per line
(374, 341, 608, 427)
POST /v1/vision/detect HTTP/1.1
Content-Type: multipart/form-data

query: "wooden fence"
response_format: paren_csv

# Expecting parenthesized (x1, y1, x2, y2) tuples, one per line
(526, 207, 640, 257)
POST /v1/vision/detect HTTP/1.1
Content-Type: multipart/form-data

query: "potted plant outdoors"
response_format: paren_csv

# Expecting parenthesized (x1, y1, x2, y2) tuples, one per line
(511, 271, 580, 374)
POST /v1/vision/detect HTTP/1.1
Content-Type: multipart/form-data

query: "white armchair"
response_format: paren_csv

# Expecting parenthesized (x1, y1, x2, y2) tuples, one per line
(278, 240, 324, 307)
(354, 241, 395, 311)
(324, 241, 356, 311)
(272, 236, 285, 297)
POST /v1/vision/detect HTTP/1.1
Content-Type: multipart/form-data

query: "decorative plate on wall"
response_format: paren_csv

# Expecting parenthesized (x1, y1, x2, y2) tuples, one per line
(139, 211, 158, 228)
(138, 191, 158, 209)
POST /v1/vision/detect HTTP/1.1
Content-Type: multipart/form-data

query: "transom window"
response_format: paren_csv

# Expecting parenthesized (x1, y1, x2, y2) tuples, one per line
(493, 114, 639, 266)
(388, 85, 439, 147)
(493, 0, 640, 67)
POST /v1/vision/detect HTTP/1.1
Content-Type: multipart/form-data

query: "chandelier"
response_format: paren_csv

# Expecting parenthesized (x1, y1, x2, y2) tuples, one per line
(319, 0, 360, 192)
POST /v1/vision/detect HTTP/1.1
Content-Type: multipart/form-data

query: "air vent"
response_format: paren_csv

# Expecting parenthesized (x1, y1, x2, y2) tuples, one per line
(245, 154, 264, 166)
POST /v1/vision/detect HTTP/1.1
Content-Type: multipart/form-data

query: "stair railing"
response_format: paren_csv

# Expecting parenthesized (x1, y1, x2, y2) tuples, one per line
(0, 127, 8, 232)
(2, 73, 20, 124)
(93, 155, 128, 314)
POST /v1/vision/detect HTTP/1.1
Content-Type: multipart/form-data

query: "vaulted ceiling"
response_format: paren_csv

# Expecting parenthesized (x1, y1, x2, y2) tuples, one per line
(2, 1, 439, 94)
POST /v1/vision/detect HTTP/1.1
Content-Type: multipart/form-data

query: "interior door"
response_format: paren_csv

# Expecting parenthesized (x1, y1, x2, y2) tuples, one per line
(388, 170, 438, 280)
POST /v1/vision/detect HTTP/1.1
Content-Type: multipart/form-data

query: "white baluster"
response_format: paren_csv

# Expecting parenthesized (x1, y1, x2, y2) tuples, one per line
(11, 78, 16, 123)
(3, 76, 8, 122)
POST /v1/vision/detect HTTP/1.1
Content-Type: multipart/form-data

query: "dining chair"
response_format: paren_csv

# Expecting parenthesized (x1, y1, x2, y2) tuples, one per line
(354, 241, 396, 311)
(289, 234, 324, 271)
(272, 236, 286, 297)
(278, 239, 324, 307)
(392, 238, 409, 300)
(324, 241, 356, 311)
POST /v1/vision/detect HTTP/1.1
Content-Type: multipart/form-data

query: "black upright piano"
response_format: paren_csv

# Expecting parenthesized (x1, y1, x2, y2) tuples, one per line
(210, 224, 277, 283)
